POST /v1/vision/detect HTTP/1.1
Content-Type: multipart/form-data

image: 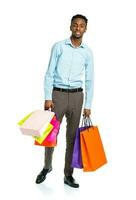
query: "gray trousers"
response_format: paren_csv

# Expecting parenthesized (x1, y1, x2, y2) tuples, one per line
(44, 89, 83, 176)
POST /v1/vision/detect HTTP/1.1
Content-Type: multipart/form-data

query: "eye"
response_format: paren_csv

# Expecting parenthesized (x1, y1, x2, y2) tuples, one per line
(73, 24, 77, 28)
(80, 24, 85, 28)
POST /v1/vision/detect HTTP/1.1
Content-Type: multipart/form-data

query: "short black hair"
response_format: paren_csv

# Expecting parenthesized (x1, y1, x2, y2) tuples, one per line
(71, 14, 88, 24)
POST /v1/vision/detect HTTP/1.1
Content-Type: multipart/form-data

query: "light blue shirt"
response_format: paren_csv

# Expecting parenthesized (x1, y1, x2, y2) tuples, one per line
(44, 38, 94, 109)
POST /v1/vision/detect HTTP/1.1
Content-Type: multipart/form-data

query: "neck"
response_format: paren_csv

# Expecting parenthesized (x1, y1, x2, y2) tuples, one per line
(70, 36, 82, 47)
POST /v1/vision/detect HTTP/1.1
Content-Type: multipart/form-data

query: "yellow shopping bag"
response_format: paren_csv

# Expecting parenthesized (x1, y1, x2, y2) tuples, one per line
(34, 123, 53, 144)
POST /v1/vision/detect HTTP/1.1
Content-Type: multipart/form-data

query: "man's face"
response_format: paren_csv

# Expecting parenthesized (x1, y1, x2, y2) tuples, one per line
(70, 18, 87, 39)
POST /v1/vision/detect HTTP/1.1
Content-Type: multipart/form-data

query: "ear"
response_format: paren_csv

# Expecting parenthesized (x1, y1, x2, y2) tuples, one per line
(84, 26, 87, 32)
(70, 25, 72, 31)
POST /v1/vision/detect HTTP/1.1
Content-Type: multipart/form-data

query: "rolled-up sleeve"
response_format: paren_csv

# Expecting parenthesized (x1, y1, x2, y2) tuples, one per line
(84, 49, 94, 109)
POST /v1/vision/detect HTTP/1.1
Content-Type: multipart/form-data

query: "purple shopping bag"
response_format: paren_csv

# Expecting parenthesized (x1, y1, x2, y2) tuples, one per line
(71, 126, 88, 168)
(71, 117, 91, 168)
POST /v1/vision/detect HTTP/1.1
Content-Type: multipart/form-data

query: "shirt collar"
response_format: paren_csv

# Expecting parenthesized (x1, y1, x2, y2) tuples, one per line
(65, 38, 86, 48)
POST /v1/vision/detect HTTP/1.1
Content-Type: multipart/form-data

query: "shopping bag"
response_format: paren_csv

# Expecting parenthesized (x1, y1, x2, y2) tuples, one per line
(71, 126, 87, 168)
(34, 115, 59, 144)
(34, 116, 60, 147)
(34, 123, 54, 144)
(45, 116, 60, 142)
(17, 112, 33, 126)
(18, 110, 55, 136)
(80, 120, 107, 172)
(71, 117, 91, 168)
(71, 117, 90, 168)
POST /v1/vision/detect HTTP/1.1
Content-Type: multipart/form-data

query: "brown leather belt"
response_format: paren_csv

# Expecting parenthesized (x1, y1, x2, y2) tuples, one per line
(53, 87, 83, 93)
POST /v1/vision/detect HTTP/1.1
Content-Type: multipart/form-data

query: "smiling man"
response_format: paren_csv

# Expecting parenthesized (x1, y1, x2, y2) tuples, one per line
(36, 14, 94, 188)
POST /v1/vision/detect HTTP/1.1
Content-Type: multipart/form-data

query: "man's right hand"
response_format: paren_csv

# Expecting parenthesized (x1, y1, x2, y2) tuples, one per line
(44, 100, 54, 110)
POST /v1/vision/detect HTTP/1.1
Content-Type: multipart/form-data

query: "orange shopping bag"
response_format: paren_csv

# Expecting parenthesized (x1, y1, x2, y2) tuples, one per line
(80, 118, 107, 172)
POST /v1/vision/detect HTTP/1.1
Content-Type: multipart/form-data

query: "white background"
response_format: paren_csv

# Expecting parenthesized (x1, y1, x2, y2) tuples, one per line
(0, 0, 136, 199)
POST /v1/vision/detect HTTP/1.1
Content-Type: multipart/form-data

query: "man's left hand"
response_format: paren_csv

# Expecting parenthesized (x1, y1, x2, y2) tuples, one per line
(83, 109, 91, 117)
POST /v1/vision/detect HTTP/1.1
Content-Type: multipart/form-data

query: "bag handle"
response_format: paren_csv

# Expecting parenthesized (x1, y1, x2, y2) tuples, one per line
(87, 116, 93, 127)
(81, 116, 93, 127)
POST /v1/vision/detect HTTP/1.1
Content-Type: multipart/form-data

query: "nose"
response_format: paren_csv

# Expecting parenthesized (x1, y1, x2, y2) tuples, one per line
(76, 26, 80, 31)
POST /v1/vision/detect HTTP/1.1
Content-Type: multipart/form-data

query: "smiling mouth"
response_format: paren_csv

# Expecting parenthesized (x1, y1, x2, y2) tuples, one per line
(75, 32, 81, 35)
(72, 32, 82, 38)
